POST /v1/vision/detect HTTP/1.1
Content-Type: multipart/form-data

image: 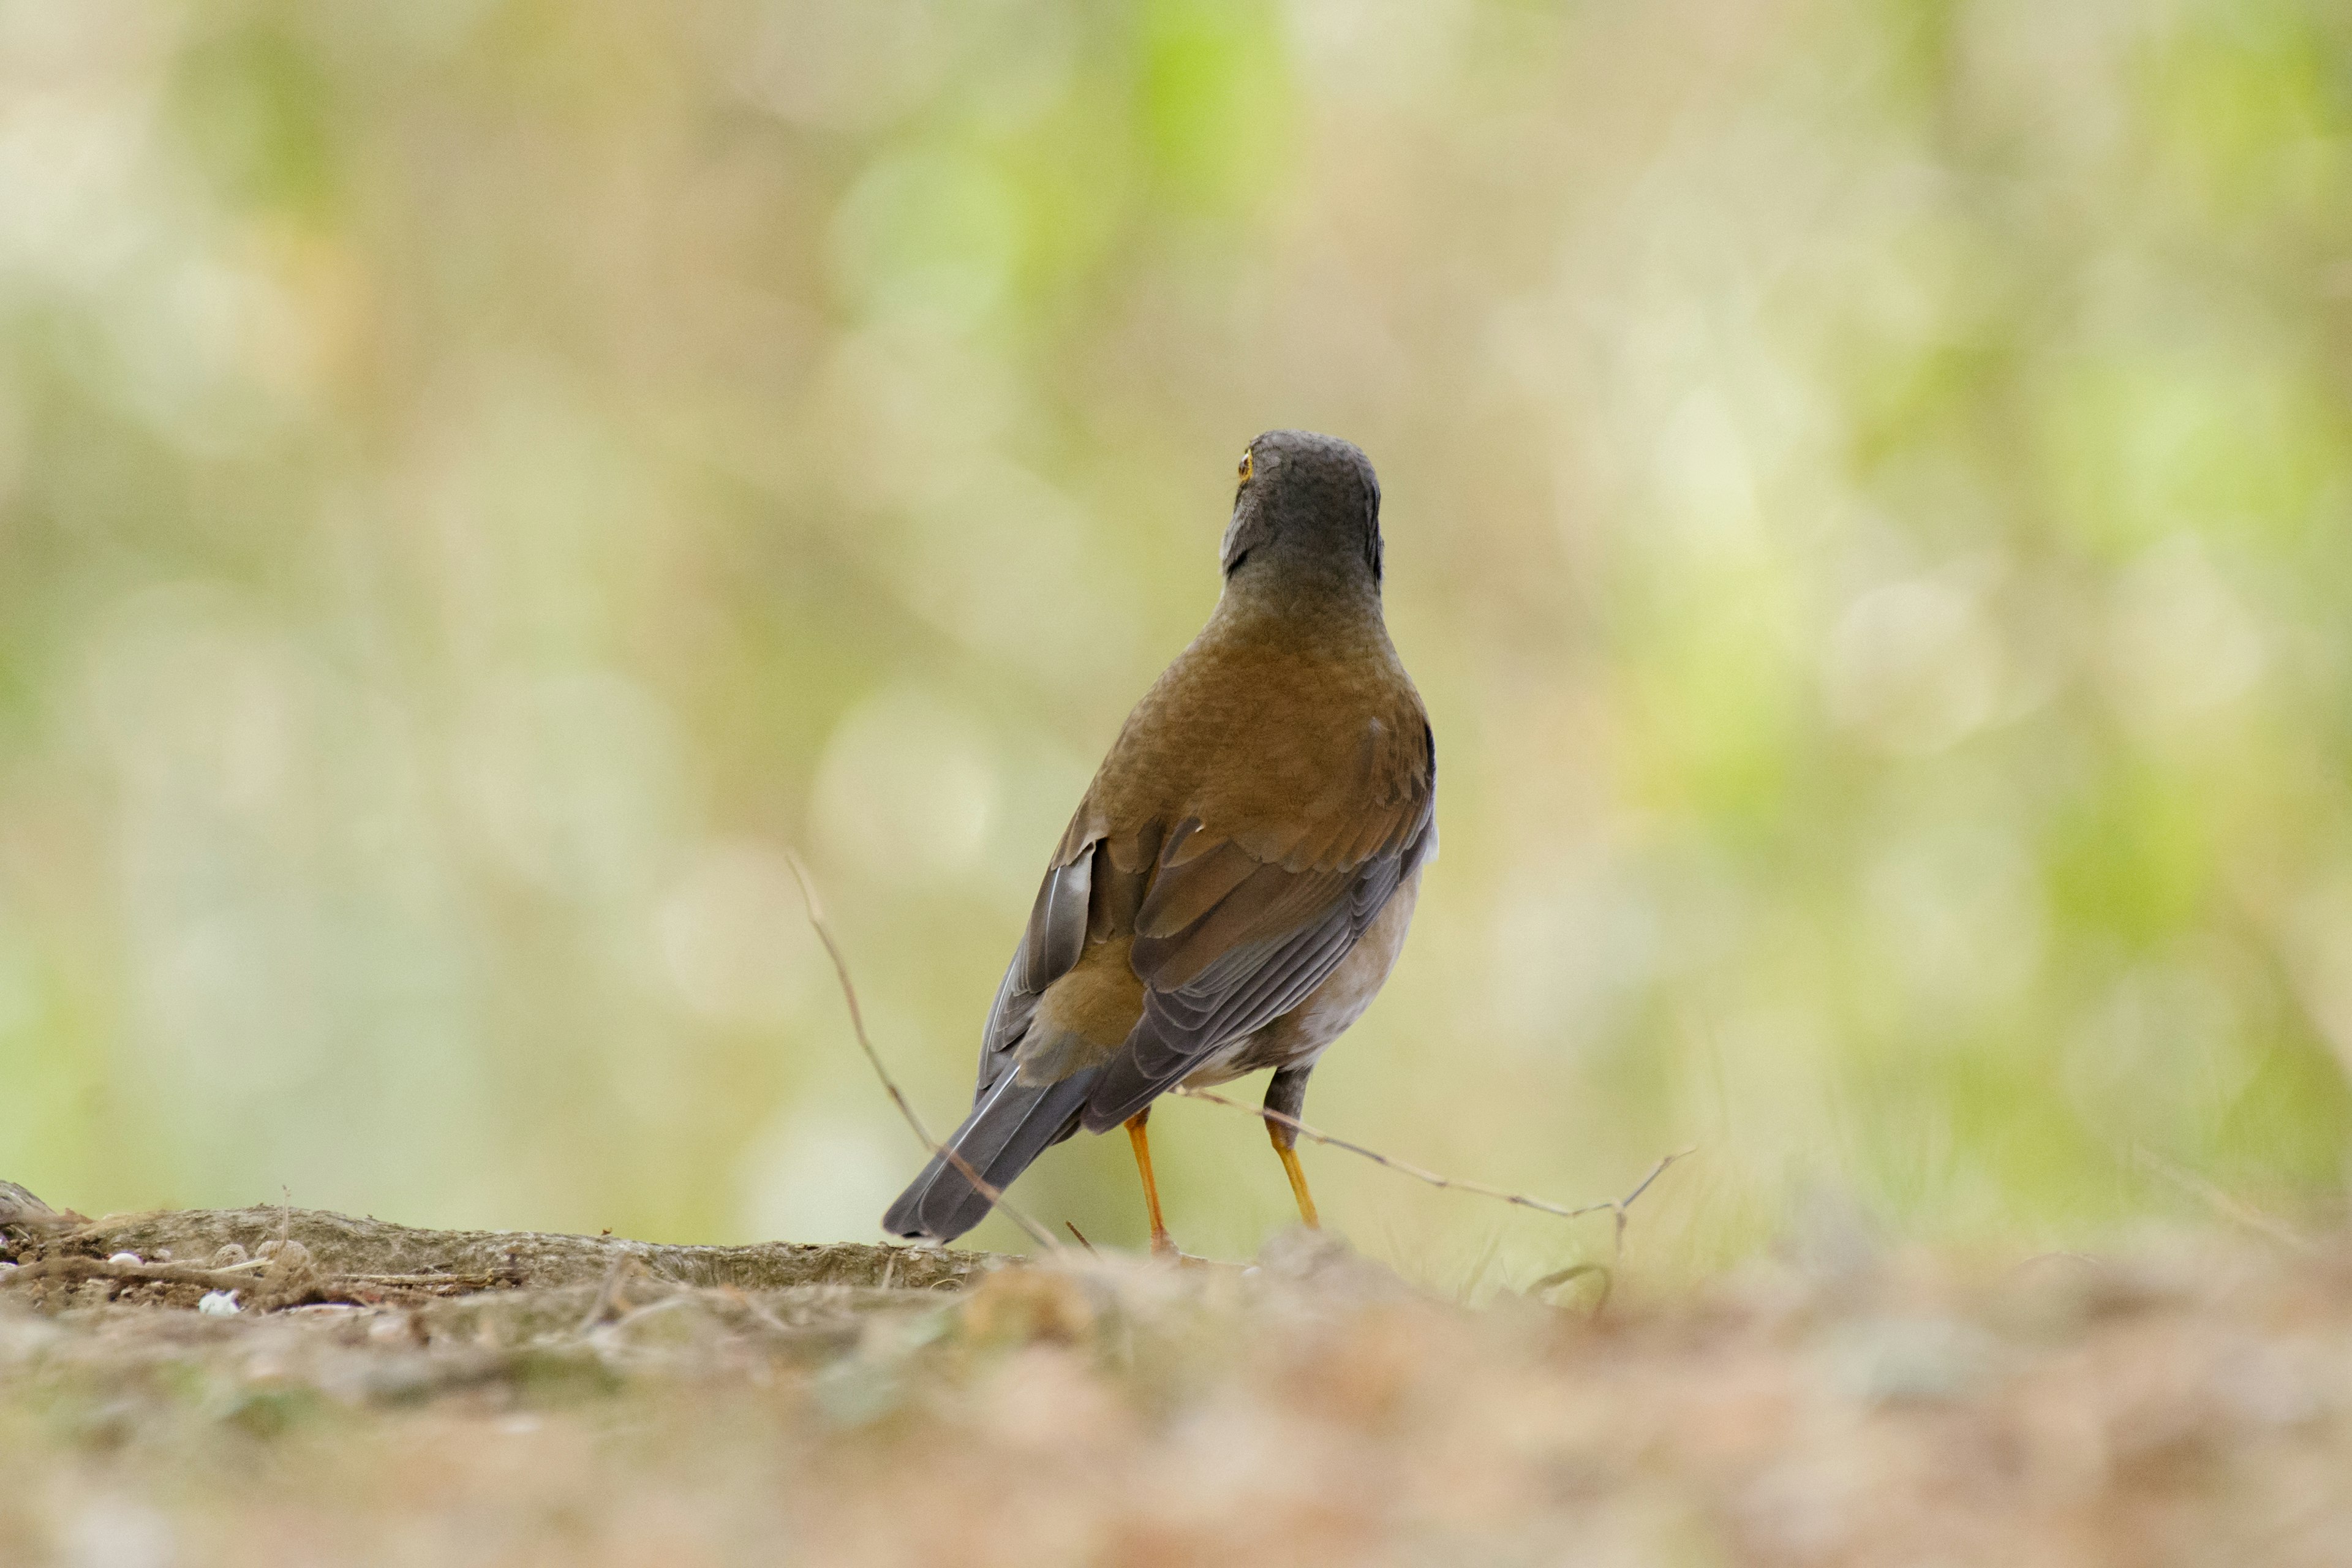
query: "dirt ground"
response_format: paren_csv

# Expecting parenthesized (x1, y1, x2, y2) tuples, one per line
(5, 1202, 2351, 1567)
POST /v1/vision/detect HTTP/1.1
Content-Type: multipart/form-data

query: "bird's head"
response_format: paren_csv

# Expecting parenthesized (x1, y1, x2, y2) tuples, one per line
(1219, 430, 1384, 603)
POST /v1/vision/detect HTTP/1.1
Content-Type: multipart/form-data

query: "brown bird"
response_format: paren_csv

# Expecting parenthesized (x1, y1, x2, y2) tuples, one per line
(882, 431, 1435, 1254)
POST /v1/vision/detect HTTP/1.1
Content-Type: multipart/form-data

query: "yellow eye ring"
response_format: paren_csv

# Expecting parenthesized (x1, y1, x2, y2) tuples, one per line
(1237, 450, 1253, 486)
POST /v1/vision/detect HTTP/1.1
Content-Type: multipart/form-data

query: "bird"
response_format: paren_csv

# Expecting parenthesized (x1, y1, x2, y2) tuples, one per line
(881, 430, 1436, 1256)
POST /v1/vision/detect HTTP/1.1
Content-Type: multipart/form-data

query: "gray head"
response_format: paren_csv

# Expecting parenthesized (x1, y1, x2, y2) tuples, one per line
(1218, 430, 1383, 598)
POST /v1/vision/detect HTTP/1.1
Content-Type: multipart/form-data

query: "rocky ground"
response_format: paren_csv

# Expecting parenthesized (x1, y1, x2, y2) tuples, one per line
(5, 1198, 2351, 1567)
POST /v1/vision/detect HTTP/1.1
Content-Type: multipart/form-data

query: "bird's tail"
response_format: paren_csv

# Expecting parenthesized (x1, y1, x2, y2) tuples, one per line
(881, 1068, 1099, 1243)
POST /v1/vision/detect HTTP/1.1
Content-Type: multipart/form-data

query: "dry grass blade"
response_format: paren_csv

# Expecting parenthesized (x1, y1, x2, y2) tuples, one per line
(1173, 1084, 1692, 1248)
(783, 850, 1063, 1256)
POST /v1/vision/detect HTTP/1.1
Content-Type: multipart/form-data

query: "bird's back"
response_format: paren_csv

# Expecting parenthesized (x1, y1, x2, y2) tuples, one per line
(1077, 609, 1430, 875)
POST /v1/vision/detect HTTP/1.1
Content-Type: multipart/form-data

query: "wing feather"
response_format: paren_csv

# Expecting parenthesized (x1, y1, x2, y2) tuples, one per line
(975, 807, 1101, 1101)
(1080, 728, 1434, 1133)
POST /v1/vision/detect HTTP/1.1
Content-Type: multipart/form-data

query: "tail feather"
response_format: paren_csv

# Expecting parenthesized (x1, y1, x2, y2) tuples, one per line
(881, 1068, 1099, 1243)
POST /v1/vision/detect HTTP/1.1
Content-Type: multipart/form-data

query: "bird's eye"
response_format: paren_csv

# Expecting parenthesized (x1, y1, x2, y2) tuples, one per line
(1237, 451, 1253, 486)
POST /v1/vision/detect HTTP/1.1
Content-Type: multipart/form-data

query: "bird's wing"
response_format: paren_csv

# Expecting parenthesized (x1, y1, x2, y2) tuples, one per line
(1080, 720, 1436, 1131)
(970, 802, 1101, 1102)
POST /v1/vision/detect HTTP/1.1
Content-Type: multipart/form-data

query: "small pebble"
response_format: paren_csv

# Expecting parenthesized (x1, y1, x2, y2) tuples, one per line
(209, 1244, 248, 1268)
(108, 1252, 141, 1266)
(197, 1291, 241, 1316)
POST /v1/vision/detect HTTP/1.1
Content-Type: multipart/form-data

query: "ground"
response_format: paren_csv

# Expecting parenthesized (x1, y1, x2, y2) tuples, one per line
(4, 1202, 2350, 1566)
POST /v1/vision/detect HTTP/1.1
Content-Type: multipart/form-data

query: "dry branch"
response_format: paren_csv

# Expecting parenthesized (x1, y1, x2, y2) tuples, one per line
(1173, 1085, 1692, 1250)
(785, 849, 1063, 1254)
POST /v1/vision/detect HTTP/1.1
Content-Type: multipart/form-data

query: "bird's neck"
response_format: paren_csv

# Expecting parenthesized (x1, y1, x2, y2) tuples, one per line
(1208, 560, 1388, 650)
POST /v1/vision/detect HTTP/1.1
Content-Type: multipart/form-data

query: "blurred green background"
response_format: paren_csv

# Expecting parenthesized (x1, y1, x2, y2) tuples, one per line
(4, 0, 2351, 1283)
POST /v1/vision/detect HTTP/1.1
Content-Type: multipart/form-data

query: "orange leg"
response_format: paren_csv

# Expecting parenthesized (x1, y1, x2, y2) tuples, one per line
(1268, 1119, 1320, 1229)
(1125, 1109, 1178, 1259)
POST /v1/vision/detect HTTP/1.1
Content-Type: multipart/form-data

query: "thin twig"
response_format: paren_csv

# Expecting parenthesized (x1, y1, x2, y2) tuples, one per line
(2132, 1144, 2315, 1254)
(1063, 1221, 1097, 1255)
(576, 1255, 643, 1334)
(1173, 1085, 1692, 1245)
(1608, 1148, 1688, 1255)
(714, 1284, 802, 1338)
(202, 1256, 276, 1275)
(784, 850, 1062, 1256)
(606, 1292, 701, 1337)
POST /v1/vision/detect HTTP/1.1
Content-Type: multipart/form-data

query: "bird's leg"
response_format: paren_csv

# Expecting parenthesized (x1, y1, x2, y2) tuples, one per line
(1123, 1109, 1178, 1259)
(1265, 1065, 1319, 1229)
(1268, 1121, 1320, 1229)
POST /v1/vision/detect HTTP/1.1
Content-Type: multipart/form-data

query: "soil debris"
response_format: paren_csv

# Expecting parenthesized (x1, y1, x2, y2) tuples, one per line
(6, 1206, 2351, 1566)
